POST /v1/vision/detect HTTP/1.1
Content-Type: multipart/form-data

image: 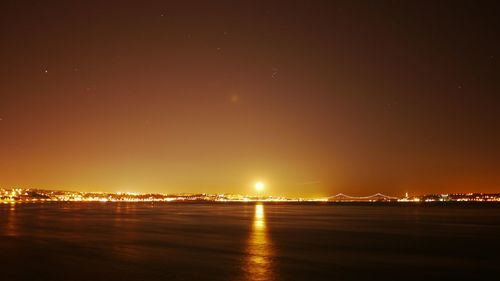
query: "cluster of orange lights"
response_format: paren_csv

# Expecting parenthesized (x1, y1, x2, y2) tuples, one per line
(2, 188, 500, 204)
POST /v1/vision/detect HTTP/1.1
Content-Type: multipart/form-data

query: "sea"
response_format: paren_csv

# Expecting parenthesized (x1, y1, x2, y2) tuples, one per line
(1, 202, 499, 280)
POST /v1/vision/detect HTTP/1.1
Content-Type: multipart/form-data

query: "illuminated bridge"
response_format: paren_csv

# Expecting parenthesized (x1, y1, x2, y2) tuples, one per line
(328, 193, 399, 202)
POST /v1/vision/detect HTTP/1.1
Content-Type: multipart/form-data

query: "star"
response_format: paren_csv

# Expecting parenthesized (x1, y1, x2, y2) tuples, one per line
(271, 67, 278, 79)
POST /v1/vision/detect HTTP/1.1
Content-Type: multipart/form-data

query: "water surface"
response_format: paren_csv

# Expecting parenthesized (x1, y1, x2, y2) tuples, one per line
(1, 202, 499, 280)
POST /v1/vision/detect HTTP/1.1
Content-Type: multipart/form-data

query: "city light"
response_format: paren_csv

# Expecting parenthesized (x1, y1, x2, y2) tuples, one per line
(1, 188, 499, 203)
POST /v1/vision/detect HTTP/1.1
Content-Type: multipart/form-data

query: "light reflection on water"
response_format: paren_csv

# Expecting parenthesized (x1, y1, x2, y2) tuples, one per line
(1, 203, 500, 281)
(5, 203, 17, 236)
(111, 203, 142, 261)
(243, 203, 274, 281)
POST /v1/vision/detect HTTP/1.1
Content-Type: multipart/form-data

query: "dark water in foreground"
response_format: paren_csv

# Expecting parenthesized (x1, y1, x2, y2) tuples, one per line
(1, 202, 500, 281)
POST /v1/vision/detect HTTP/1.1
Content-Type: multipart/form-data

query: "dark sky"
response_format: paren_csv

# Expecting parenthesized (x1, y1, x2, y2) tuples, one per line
(1, 1, 499, 196)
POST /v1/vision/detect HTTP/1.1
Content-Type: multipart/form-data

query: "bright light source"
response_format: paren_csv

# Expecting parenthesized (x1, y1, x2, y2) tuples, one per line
(255, 182, 265, 192)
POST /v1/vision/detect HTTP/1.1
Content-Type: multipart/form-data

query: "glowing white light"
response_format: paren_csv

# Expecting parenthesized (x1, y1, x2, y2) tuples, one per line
(255, 182, 265, 192)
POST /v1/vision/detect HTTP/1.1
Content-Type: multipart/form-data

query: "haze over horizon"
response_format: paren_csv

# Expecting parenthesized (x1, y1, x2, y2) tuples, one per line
(1, 1, 499, 197)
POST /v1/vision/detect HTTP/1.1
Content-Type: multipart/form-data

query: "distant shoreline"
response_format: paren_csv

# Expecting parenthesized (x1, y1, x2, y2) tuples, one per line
(2, 188, 500, 203)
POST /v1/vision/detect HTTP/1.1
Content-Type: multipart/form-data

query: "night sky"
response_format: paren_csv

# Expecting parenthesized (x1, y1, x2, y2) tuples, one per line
(1, 1, 499, 196)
